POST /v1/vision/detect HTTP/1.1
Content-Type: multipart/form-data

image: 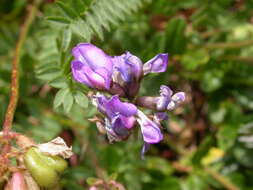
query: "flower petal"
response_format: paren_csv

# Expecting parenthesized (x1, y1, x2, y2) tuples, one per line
(72, 43, 113, 73)
(141, 142, 150, 159)
(156, 85, 173, 111)
(71, 60, 93, 87)
(160, 85, 173, 97)
(171, 92, 185, 103)
(143, 53, 168, 75)
(93, 94, 137, 118)
(112, 52, 143, 82)
(111, 115, 130, 137)
(137, 110, 163, 144)
(106, 95, 137, 117)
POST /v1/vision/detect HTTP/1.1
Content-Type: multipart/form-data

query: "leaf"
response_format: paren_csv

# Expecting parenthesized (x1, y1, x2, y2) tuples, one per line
(52, 0, 150, 40)
(192, 136, 214, 167)
(165, 17, 187, 55)
(217, 124, 239, 151)
(74, 91, 89, 108)
(49, 77, 68, 89)
(200, 70, 224, 92)
(56, 1, 78, 19)
(37, 137, 73, 158)
(146, 157, 173, 175)
(63, 89, 74, 113)
(53, 88, 69, 109)
(36, 67, 62, 81)
(181, 49, 210, 70)
(61, 27, 72, 52)
(46, 16, 71, 24)
(182, 175, 208, 190)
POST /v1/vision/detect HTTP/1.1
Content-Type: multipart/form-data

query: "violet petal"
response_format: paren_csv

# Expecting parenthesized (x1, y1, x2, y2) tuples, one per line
(112, 52, 143, 82)
(137, 110, 163, 144)
(143, 53, 168, 75)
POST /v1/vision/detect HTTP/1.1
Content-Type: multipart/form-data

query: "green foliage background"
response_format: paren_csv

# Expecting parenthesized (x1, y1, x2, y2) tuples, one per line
(1, 0, 253, 189)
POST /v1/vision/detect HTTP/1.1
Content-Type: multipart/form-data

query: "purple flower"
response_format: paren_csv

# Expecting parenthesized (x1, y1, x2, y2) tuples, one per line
(94, 93, 137, 118)
(93, 93, 137, 141)
(112, 52, 143, 98)
(156, 85, 185, 111)
(71, 43, 113, 90)
(136, 110, 163, 144)
(156, 85, 173, 111)
(135, 85, 185, 112)
(112, 52, 143, 83)
(143, 54, 168, 75)
(167, 92, 186, 110)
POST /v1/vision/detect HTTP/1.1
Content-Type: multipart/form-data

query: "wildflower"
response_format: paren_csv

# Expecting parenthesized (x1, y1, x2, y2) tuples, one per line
(156, 85, 173, 111)
(112, 52, 143, 84)
(93, 94, 137, 141)
(112, 52, 168, 98)
(70, 43, 185, 156)
(71, 43, 113, 90)
(112, 52, 143, 98)
(136, 85, 185, 111)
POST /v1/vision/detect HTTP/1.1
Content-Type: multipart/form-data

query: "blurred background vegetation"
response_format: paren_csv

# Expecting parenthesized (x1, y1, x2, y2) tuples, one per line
(1, 0, 253, 189)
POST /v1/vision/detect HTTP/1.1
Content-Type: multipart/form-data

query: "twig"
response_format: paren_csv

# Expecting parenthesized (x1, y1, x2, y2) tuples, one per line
(200, 28, 226, 39)
(170, 162, 239, 190)
(204, 167, 240, 190)
(1, 0, 41, 154)
(203, 39, 253, 49)
(218, 55, 253, 63)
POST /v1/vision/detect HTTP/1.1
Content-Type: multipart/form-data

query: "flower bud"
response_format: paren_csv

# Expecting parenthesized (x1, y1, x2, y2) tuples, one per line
(24, 147, 67, 188)
(10, 172, 27, 190)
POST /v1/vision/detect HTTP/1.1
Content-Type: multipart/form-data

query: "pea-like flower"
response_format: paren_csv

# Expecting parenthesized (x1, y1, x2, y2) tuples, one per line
(112, 52, 143, 98)
(136, 85, 185, 111)
(112, 52, 168, 98)
(71, 43, 113, 90)
(156, 85, 173, 111)
(93, 93, 137, 141)
(112, 52, 143, 84)
(69, 43, 185, 156)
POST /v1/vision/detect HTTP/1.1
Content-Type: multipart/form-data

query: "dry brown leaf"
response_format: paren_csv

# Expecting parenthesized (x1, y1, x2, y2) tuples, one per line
(37, 137, 73, 159)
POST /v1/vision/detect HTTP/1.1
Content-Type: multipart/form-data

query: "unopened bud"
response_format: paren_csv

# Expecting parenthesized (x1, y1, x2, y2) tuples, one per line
(10, 172, 27, 190)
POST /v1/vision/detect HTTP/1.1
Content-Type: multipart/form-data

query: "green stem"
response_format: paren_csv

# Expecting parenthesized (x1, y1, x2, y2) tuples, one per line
(204, 167, 240, 190)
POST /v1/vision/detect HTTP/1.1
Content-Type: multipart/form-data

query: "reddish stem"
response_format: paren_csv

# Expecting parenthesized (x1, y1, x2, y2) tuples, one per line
(1, 0, 41, 156)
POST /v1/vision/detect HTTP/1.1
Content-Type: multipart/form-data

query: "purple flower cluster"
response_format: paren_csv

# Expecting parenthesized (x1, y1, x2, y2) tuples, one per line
(71, 43, 185, 155)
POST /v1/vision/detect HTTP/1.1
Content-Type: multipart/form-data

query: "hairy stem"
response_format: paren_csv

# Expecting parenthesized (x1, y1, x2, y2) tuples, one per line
(1, 0, 41, 154)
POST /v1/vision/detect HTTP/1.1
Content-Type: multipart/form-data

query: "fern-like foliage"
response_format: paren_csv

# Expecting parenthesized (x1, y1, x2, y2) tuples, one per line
(48, 0, 151, 41)
(32, 0, 151, 113)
